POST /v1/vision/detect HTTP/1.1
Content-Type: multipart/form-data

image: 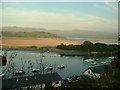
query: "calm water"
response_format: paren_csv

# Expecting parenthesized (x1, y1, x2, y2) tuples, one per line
(1, 50, 112, 79)
(57, 38, 118, 44)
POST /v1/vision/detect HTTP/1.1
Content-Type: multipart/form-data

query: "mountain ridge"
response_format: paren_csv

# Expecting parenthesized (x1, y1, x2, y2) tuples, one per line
(2, 26, 118, 39)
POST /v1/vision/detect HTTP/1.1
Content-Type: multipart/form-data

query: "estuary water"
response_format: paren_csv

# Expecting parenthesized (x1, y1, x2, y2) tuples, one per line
(1, 50, 112, 79)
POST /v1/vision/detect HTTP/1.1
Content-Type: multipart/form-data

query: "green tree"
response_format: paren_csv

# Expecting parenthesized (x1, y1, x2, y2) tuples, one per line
(80, 41, 94, 52)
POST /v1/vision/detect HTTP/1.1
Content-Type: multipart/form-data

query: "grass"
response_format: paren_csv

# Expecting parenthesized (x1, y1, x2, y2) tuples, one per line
(2, 45, 42, 51)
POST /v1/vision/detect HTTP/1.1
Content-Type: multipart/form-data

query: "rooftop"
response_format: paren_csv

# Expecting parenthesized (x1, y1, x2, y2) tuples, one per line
(2, 72, 62, 89)
(89, 64, 112, 74)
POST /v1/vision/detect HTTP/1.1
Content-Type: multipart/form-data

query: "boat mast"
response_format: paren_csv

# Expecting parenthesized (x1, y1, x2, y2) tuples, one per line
(9, 52, 17, 78)
(88, 48, 90, 58)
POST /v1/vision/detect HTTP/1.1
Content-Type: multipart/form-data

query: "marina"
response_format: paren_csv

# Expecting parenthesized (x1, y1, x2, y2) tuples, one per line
(1, 50, 115, 79)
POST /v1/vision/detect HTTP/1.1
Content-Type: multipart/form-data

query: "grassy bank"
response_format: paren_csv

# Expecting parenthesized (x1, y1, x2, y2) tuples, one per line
(2, 46, 42, 51)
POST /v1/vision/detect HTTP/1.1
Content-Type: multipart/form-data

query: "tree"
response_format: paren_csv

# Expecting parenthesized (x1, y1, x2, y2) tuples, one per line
(80, 41, 94, 52)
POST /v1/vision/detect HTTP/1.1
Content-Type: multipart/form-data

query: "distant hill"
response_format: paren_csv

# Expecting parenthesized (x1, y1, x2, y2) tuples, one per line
(2, 31, 60, 38)
(2, 26, 118, 39)
(46, 30, 118, 39)
(2, 26, 47, 32)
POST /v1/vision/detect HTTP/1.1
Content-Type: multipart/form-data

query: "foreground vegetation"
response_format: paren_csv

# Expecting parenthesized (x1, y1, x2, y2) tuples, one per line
(2, 45, 43, 51)
(62, 57, 120, 88)
(57, 41, 119, 52)
(61, 41, 120, 88)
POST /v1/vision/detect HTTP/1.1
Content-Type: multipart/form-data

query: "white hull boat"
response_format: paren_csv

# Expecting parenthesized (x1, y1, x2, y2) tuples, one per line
(84, 59, 95, 62)
(16, 70, 25, 75)
(44, 67, 53, 70)
(91, 62, 97, 65)
(95, 59, 100, 61)
(109, 56, 115, 59)
(58, 65, 65, 69)
(32, 68, 40, 72)
(0, 73, 6, 77)
(101, 61, 107, 64)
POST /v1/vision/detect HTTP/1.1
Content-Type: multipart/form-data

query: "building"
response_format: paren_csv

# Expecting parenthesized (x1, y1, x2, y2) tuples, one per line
(83, 64, 111, 79)
(2, 73, 62, 89)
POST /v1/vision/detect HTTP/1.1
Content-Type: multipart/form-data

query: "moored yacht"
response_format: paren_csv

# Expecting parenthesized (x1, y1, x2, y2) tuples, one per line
(44, 64, 53, 70)
(32, 68, 40, 72)
(84, 59, 95, 62)
(44, 67, 53, 70)
(91, 61, 97, 65)
(0, 73, 6, 77)
(16, 70, 25, 75)
(58, 64, 65, 69)
(101, 61, 107, 64)
(109, 56, 115, 59)
(95, 59, 100, 61)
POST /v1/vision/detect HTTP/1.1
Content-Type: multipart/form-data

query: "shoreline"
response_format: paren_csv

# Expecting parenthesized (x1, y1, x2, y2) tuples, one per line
(2, 47, 118, 57)
(2, 37, 118, 49)
(47, 47, 118, 56)
(2, 37, 119, 56)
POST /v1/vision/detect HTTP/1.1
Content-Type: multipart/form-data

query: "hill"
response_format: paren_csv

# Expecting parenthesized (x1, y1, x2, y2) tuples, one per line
(2, 26, 118, 39)
(46, 30, 118, 39)
(2, 26, 47, 32)
(2, 31, 61, 38)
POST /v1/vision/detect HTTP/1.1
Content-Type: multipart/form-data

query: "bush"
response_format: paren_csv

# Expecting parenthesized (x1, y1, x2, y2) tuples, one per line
(27, 46, 37, 48)
(56, 41, 119, 52)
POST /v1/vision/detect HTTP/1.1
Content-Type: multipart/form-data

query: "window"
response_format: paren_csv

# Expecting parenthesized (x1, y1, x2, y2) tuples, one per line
(55, 81, 59, 84)
(88, 71, 90, 73)
(26, 78, 28, 80)
(45, 83, 52, 89)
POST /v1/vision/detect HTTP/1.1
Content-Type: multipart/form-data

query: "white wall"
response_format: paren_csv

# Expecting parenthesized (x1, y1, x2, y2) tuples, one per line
(21, 84, 45, 89)
(83, 69, 96, 79)
(52, 81, 62, 88)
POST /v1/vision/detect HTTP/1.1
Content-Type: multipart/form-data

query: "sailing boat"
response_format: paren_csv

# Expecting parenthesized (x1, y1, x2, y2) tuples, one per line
(84, 49, 95, 62)
(108, 52, 115, 60)
(15, 58, 25, 75)
(0, 73, 6, 77)
(91, 61, 97, 65)
(16, 70, 25, 75)
(32, 67, 40, 72)
(31, 59, 41, 73)
(58, 64, 65, 69)
(44, 64, 53, 70)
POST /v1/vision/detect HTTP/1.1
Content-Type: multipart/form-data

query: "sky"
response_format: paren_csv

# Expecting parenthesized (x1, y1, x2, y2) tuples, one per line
(0, 1, 118, 33)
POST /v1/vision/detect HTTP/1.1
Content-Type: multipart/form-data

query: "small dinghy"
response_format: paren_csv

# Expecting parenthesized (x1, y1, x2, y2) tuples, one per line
(109, 56, 115, 59)
(95, 59, 100, 61)
(91, 61, 97, 65)
(58, 64, 65, 69)
(16, 70, 25, 75)
(0, 73, 6, 77)
(32, 68, 40, 72)
(101, 61, 107, 64)
(84, 59, 95, 62)
(45, 64, 53, 70)
(44, 67, 53, 70)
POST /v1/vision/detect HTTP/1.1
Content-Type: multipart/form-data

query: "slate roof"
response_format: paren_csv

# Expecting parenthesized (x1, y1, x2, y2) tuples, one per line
(2, 73, 62, 89)
(89, 64, 112, 74)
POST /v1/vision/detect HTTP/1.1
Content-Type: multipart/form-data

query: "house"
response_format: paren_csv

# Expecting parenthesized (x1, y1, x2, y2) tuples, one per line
(2, 72, 62, 89)
(83, 64, 111, 79)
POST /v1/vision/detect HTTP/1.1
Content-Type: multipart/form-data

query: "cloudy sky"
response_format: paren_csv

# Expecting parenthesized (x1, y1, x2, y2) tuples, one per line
(1, 1, 118, 32)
